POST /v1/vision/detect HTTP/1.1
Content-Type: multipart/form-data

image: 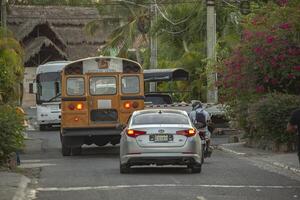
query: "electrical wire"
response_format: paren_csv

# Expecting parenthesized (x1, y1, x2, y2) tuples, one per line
(154, 0, 200, 26)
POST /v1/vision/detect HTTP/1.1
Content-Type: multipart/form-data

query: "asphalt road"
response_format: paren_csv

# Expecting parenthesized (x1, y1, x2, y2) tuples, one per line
(21, 130, 300, 200)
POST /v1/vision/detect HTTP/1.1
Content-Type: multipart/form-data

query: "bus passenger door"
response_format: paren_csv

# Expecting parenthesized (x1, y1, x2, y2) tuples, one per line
(87, 74, 120, 127)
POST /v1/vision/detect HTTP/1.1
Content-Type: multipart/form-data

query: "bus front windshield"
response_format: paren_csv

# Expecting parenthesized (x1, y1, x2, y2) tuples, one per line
(36, 72, 61, 104)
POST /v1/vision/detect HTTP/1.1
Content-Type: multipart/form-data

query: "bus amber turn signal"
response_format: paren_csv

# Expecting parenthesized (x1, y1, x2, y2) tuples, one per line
(76, 103, 83, 110)
(124, 102, 131, 109)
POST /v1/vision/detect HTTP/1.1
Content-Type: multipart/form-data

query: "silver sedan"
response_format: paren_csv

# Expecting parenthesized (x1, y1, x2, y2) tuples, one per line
(120, 109, 203, 173)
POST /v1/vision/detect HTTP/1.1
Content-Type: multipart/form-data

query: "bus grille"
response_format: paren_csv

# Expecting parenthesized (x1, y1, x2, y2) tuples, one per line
(90, 109, 118, 122)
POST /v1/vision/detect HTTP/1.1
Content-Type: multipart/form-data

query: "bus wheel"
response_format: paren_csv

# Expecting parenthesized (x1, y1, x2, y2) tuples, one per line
(39, 124, 47, 131)
(62, 144, 71, 156)
(72, 147, 82, 156)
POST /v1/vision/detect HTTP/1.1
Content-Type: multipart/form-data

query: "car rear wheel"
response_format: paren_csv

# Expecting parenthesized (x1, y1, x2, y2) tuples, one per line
(190, 164, 202, 173)
(120, 163, 130, 174)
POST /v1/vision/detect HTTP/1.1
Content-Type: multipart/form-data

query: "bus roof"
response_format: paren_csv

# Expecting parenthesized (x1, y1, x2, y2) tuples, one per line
(63, 56, 142, 75)
(36, 61, 71, 74)
(144, 68, 189, 82)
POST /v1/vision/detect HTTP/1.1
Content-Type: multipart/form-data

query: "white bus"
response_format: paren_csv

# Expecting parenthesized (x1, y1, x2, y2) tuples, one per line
(35, 61, 71, 130)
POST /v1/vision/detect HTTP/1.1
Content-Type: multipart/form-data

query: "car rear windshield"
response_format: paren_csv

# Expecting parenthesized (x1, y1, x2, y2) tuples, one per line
(132, 113, 189, 125)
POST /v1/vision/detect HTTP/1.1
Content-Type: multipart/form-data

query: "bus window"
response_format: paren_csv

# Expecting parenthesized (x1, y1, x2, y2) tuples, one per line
(67, 77, 84, 96)
(90, 76, 116, 95)
(121, 76, 140, 94)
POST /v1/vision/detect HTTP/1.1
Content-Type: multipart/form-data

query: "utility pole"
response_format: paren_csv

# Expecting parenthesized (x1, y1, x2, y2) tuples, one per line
(206, 0, 218, 103)
(1, 0, 7, 29)
(149, 2, 158, 92)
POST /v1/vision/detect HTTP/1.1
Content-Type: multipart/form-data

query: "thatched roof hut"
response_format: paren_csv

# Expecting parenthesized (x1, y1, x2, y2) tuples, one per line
(7, 5, 119, 66)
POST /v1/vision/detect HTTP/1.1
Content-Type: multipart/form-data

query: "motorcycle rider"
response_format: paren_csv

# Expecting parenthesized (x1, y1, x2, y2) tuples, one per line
(189, 100, 212, 156)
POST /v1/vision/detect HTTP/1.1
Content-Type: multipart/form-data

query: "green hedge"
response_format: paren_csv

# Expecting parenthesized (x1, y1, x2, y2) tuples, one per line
(247, 93, 300, 143)
(0, 105, 25, 166)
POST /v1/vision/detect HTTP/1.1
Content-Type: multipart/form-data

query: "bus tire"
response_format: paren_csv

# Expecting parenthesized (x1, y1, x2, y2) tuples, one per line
(62, 144, 71, 156)
(72, 147, 82, 156)
(39, 124, 47, 131)
(60, 134, 71, 156)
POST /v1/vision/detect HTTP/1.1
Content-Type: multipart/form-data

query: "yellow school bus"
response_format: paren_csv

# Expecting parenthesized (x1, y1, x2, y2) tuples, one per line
(60, 56, 144, 156)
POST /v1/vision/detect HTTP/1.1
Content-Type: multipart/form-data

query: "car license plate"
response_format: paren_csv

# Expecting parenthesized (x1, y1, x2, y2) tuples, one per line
(150, 134, 173, 142)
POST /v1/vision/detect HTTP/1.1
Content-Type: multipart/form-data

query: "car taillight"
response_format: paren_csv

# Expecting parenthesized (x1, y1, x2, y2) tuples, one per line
(68, 104, 75, 110)
(76, 103, 83, 110)
(124, 102, 131, 109)
(127, 129, 146, 137)
(176, 129, 196, 137)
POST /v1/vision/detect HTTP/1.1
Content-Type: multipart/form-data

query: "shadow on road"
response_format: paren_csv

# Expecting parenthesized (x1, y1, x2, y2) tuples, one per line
(128, 166, 192, 174)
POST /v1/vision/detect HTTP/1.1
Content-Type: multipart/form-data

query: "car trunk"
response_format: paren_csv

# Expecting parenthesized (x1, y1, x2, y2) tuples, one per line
(131, 124, 191, 148)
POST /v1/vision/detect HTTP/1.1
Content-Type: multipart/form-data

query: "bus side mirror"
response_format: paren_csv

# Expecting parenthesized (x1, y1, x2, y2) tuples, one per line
(55, 81, 60, 95)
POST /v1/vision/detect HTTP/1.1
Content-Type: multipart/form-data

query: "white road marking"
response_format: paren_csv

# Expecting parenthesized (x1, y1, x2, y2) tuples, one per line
(197, 196, 207, 200)
(36, 184, 300, 192)
(171, 176, 181, 184)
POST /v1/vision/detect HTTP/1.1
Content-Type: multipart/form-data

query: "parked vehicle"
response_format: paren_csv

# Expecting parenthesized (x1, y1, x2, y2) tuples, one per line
(34, 61, 71, 130)
(120, 109, 203, 173)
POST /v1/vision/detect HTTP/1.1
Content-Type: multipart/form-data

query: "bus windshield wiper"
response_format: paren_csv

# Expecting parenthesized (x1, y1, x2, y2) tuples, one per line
(47, 93, 61, 102)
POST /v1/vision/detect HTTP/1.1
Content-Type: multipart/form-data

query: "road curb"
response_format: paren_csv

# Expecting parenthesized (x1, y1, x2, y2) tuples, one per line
(217, 144, 246, 156)
(12, 175, 30, 200)
(218, 144, 300, 176)
(271, 161, 300, 174)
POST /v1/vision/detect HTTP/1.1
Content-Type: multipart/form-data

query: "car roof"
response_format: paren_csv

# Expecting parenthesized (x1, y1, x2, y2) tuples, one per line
(133, 109, 187, 116)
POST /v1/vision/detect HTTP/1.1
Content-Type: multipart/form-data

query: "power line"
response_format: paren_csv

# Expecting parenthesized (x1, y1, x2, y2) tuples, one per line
(154, 0, 200, 26)
(12, 1, 203, 7)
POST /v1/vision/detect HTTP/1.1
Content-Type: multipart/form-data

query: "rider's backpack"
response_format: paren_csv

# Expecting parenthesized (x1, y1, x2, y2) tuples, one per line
(195, 109, 207, 127)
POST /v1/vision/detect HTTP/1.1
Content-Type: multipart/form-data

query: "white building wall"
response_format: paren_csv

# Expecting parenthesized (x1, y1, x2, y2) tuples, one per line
(22, 67, 36, 108)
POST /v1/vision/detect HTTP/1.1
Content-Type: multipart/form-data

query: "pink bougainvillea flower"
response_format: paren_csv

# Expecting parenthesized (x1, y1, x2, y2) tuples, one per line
(254, 47, 263, 54)
(293, 66, 300, 71)
(271, 58, 277, 67)
(287, 74, 295, 79)
(264, 75, 270, 82)
(266, 35, 275, 44)
(279, 23, 291, 30)
(277, 0, 288, 6)
(271, 79, 279, 85)
(243, 30, 253, 41)
(256, 85, 265, 93)
(277, 54, 285, 61)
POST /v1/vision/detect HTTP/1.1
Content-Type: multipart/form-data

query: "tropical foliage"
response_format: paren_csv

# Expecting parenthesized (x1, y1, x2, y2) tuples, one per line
(0, 28, 24, 104)
(218, 0, 300, 145)
(151, 1, 239, 101)
(0, 27, 25, 166)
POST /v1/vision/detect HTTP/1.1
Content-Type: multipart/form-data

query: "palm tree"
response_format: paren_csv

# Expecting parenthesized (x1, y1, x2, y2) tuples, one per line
(85, 0, 150, 63)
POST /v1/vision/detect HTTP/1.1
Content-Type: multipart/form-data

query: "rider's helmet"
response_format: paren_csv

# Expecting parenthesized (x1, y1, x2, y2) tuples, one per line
(191, 100, 202, 110)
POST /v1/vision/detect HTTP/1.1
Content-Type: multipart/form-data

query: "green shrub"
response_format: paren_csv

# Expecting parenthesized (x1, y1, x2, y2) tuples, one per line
(247, 93, 300, 143)
(0, 105, 25, 166)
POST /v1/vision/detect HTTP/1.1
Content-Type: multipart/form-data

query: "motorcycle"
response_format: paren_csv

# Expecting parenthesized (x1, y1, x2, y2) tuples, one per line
(197, 124, 213, 162)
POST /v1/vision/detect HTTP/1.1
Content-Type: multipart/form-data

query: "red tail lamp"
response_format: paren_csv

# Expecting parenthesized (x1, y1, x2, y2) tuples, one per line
(68, 104, 75, 110)
(176, 129, 196, 137)
(126, 129, 146, 137)
(132, 101, 139, 108)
